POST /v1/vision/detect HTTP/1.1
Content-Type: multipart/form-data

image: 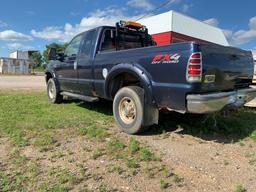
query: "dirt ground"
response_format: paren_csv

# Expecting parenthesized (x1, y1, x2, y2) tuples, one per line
(0, 122, 255, 192)
(0, 77, 255, 191)
(126, 131, 256, 192)
(0, 75, 46, 90)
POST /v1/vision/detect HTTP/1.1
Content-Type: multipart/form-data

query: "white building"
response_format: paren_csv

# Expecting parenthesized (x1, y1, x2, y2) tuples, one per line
(0, 50, 38, 74)
(139, 10, 229, 46)
(252, 50, 256, 61)
(0, 57, 32, 74)
(9, 50, 38, 60)
(251, 50, 256, 83)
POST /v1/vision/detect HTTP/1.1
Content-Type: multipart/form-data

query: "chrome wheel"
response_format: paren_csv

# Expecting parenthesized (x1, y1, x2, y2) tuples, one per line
(48, 80, 56, 99)
(118, 97, 136, 124)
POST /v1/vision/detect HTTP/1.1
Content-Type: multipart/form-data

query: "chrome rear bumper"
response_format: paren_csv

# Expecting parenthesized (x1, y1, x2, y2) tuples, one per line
(187, 87, 256, 114)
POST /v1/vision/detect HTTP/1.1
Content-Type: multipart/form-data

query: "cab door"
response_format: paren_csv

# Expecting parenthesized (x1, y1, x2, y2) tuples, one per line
(55, 34, 83, 92)
(77, 29, 97, 95)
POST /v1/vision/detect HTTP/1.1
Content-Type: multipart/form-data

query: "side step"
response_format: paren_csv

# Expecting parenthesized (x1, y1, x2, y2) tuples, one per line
(61, 91, 99, 102)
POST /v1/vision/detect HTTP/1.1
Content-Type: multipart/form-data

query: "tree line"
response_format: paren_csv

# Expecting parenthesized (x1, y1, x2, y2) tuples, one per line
(30, 43, 68, 68)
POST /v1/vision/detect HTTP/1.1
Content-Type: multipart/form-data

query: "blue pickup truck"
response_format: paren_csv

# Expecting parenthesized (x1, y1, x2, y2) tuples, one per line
(45, 21, 256, 134)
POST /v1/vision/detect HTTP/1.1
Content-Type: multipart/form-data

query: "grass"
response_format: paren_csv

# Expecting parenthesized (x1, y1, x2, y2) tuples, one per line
(235, 185, 247, 192)
(160, 179, 169, 190)
(10, 149, 28, 166)
(0, 91, 113, 146)
(107, 138, 126, 151)
(92, 148, 106, 159)
(128, 137, 140, 154)
(0, 91, 165, 190)
(39, 184, 68, 192)
(79, 124, 109, 140)
(0, 171, 11, 192)
(173, 174, 184, 184)
(108, 165, 124, 175)
(0, 170, 28, 192)
(1, 91, 255, 191)
(153, 109, 256, 142)
(1, 91, 255, 148)
(139, 147, 158, 161)
(250, 130, 256, 141)
(0, 91, 114, 191)
(126, 158, 140, 169)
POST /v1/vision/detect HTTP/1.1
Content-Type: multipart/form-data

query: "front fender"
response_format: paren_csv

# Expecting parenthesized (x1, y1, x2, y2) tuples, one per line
(105, 63, 155, 105)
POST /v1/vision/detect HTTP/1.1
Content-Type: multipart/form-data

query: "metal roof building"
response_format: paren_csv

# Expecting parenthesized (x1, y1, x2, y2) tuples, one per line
(139, 10, 229, 46)
(0, 57, 33, 74)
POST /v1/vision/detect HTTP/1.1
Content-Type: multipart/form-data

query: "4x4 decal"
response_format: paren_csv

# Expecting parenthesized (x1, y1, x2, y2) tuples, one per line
(152, 54, 181, 64)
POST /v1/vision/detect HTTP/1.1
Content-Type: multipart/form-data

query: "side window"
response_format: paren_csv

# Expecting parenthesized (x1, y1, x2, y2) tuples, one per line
(64, 34, 83, 59)
(80, 30, 95, 57)
(100, 29, 116, 52)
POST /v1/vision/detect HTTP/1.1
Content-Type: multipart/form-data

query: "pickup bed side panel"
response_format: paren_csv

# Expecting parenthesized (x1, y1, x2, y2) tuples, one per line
(93, 43, 196, 111)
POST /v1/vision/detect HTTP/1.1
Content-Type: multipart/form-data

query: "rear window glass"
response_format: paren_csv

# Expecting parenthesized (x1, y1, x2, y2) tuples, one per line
(118, 33, 143, 50)
(99, 29, 153, 53)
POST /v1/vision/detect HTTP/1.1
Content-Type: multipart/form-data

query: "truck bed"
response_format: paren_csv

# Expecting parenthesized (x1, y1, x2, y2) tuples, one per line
(94, 42, 254, 111)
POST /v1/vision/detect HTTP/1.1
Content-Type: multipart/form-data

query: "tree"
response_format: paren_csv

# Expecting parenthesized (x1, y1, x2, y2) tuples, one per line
(43, 43, 68, 64)
(30, 51, 43, 68)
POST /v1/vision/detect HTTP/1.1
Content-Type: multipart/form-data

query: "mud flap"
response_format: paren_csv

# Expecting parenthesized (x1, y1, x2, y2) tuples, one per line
(143, 104, 159, 126)
(133, 86, 159, 127)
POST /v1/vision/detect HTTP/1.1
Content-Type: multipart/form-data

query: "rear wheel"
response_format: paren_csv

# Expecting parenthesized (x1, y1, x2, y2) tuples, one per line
(113, 86, 147, 134)
(47, 78, 63, 103)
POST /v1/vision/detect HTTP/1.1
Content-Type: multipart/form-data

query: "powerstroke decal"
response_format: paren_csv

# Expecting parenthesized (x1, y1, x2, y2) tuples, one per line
(151, 54, 181, 64)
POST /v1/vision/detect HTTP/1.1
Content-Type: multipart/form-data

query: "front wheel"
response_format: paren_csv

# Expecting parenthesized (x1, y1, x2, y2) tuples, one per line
(113, 86, 147, 134)
(47, 78, 63, 104)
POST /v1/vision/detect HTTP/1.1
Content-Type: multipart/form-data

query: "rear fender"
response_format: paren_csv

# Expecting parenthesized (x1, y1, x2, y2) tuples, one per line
(105, 63, 155, 105)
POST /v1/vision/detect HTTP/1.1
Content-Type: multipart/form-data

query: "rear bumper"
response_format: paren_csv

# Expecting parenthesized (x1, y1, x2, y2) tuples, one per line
(187, 87, 256, 114)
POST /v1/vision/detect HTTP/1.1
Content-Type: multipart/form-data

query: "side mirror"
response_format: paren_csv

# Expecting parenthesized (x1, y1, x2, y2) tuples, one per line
(58, 52, 64, 62)
(48, 48, 57, 60)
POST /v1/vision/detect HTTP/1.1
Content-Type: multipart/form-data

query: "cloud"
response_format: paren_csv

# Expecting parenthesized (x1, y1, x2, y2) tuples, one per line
(126, 0, 155, 11)
(31, 26, 63, 41)
(70, 11, 80, 17)
(31, 4, 255, 47)
(0, 20, 8, 28)
(249, 16, 256, 29)
(31, 7, 144, 42)
(5, 43, 35, 50)
(203, 18, 219, 27)
(224, 16, 256, 45)
(0, 30, 33, 41)
(180, 4, 193, 13)
(203, 17, 256, 46)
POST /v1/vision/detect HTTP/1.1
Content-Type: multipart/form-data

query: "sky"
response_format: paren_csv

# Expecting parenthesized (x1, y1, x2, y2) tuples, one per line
(0, 0, 256, 57)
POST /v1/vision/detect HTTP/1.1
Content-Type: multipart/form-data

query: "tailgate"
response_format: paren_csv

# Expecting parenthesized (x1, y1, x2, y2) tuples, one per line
(200, 44, 254, 92)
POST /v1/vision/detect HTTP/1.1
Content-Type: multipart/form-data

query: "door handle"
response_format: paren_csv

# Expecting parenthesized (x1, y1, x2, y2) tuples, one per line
(74, 61, 78, 70)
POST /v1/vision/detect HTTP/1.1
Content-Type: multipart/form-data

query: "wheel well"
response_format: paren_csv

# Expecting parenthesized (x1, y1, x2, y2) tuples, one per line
(45, 72, 53, 83)
(108, 72, 142, 99)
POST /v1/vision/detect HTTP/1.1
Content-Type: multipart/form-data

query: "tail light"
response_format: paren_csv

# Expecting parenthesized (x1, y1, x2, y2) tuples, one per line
(186, 52, 202, 82)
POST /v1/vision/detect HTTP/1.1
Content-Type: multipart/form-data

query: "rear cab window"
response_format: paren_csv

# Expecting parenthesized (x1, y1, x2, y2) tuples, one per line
(98, 27, 155, 53)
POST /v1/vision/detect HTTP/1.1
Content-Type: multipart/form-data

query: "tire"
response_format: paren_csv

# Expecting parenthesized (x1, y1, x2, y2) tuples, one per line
(47, 78, 63, 104)
(113, 86, 147, 134)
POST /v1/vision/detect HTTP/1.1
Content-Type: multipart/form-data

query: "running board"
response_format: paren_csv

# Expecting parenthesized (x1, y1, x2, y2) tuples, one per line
(61, 91, 99, 102)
